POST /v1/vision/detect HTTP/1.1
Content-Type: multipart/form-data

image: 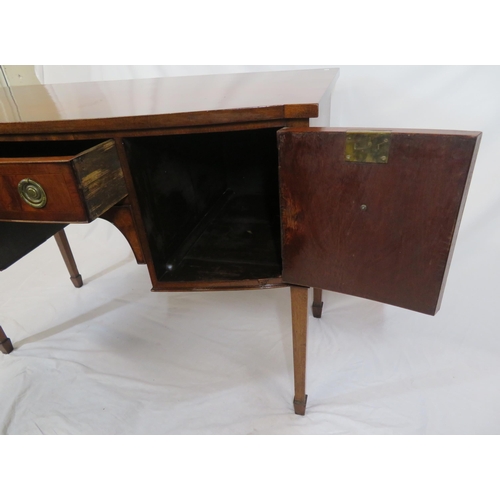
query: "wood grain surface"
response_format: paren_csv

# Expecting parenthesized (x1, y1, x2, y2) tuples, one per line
(0, 69, 339, 135)
(278, 128, 481, 315)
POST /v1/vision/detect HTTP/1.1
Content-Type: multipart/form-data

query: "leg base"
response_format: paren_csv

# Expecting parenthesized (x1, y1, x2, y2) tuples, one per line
(312, 288, 324, 318)
(312, 301, 323, 318)
(70, 274, 83, 288)
(293, 395, 308, 416)
(0, 337, 13, 355)
(54, 229, 84, 288)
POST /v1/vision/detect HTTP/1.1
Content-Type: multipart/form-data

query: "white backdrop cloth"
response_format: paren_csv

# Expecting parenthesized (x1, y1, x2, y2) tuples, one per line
(1, 66, 499, 434)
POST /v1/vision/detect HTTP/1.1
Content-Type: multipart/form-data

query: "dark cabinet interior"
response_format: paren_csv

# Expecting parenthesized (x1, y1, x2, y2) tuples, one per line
(124, 128, 283, 283)
(0, 140, 102, 157)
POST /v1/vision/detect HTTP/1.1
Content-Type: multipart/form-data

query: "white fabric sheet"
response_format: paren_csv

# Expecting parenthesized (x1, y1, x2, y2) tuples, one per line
(1, 66, 499, 434)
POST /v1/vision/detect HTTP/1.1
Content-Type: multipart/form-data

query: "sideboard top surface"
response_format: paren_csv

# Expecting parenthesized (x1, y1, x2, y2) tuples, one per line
(0, 68, 339, 136)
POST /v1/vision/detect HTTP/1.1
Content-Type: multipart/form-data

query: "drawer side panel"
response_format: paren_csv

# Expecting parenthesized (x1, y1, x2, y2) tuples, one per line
(73, 140, 127, 220)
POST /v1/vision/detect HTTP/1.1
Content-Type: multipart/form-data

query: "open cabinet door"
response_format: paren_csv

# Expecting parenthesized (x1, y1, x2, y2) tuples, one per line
(278, 128, 481, 315)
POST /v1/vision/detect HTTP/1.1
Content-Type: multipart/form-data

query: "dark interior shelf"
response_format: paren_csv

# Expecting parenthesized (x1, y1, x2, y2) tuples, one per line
(125, 128, 283, 283)
(158, 193, 282, 282)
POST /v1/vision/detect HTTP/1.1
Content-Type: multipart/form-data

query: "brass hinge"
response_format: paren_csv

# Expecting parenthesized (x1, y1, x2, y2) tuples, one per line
(345, 131, 391, 164)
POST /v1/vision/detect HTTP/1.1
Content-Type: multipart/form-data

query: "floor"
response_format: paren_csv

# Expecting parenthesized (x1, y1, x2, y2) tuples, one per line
(1, 214, 499, 434)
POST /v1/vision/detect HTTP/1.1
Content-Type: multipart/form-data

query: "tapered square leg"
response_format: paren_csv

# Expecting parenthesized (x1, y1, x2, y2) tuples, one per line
(54, 229, 83, 288)
(312, 288, 324, 318)
(0, 326, 13, 354)
(290, 286, 309, 415)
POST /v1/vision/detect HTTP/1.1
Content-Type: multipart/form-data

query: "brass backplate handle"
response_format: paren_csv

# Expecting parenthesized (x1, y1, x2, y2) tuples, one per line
(345, 132, 391, 164)
(18, 178, 47, 208)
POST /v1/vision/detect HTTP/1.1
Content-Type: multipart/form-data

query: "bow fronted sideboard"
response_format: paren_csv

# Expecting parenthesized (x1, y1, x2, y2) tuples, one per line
(0, 69, 481, 414)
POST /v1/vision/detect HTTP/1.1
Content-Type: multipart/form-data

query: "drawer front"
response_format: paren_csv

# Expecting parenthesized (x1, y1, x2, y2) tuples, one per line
(0, 140, 127, 223)
(0, 163, 87, 221)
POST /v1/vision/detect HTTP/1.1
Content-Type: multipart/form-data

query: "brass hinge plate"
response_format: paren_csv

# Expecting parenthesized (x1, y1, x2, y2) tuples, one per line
(345, 131, 391, 164)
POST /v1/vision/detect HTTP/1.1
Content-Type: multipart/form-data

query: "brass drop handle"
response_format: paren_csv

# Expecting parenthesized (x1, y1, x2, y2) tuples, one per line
(18, 178, 47, 208)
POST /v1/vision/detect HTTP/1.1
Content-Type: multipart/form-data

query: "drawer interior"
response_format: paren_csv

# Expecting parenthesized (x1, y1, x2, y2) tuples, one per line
(0, 140, 103, 159)
(124, 128, 283, 283)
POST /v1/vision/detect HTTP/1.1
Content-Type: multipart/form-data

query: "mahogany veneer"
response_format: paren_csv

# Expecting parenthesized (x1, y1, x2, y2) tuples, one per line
(0, 69, 481, 415)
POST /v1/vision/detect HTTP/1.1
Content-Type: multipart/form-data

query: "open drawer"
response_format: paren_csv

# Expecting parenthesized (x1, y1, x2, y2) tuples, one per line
(0, 140, 127, 223)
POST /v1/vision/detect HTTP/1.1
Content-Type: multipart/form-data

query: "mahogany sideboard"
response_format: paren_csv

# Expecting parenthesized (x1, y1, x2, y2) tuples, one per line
(0, 69, 481, 415)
